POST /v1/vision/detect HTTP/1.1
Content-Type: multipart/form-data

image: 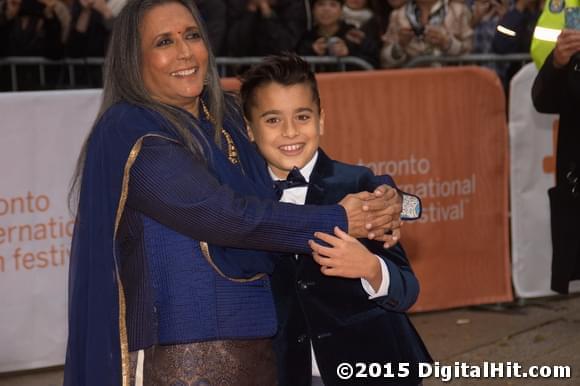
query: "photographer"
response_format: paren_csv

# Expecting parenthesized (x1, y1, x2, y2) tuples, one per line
(469, 0, 509, 55)
(380, 0, 473, 67)
(68, 0, 114, 58)
(0, 0, 68, 58)
(296, 0, 378, 66)
(532, 28, 580, 295)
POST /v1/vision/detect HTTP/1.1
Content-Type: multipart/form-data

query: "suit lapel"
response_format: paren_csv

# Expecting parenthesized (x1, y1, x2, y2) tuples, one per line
(305, 149, 334, 205)
(296, 150, 334, 267)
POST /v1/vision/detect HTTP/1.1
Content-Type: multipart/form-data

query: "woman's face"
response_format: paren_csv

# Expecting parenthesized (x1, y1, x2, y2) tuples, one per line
(313, 0, 343, 27)
(140, 2, 208, 114)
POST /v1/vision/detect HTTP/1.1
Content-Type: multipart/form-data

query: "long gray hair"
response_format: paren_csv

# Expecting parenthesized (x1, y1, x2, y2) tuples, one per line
(69, 0, 226, 212)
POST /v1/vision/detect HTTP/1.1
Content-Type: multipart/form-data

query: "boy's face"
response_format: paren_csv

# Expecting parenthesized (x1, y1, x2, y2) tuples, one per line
(247, 82, 324, 179)
(313, 0, 343, 27)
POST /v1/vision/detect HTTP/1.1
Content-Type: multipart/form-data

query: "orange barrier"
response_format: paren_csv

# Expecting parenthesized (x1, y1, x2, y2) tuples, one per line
(222, 67, 513, 312)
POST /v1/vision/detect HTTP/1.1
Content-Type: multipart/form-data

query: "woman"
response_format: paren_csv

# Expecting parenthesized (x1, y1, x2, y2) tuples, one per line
(380, 0, 473, 68)
(64, 0, 400, 385)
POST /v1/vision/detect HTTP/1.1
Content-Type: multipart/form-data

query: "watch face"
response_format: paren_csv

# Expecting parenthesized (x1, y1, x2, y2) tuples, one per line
(401, 193, 422, 220)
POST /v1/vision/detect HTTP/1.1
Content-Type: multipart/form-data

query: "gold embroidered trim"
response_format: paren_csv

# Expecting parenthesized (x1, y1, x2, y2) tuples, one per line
(221, 128, 239, 165)
(113, 137, 145, 386)
(200, 242, 265, 282)
(113, 134, 177, 386)
(200, 100, 239, 164)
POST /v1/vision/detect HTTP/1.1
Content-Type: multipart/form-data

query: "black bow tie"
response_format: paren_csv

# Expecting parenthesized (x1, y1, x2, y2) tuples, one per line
(273, 167, 309, 199)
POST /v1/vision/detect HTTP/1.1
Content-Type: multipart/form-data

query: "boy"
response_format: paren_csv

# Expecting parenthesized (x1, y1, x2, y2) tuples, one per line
(240, 53, 431, 386)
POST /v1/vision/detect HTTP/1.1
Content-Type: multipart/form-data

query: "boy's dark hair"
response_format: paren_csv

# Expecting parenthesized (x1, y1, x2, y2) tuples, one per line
(240, 53, 321, 119)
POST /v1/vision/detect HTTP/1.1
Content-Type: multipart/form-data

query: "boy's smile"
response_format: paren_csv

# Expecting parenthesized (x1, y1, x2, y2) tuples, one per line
(247, 82, 324, 179)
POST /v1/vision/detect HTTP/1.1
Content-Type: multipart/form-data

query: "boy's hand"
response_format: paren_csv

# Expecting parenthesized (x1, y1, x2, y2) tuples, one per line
(310, 227, 382, 291)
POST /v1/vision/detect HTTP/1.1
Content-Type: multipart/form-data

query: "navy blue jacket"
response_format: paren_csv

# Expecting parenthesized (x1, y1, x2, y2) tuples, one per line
(272, 149, 431, 386)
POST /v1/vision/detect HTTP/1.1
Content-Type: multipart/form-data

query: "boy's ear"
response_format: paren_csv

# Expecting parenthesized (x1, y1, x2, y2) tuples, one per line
(244, 118, 255, 142)
(319, 109, 325, 136)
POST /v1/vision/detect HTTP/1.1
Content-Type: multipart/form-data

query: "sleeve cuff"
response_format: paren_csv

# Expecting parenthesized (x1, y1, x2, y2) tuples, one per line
(361, 255, 390, 299)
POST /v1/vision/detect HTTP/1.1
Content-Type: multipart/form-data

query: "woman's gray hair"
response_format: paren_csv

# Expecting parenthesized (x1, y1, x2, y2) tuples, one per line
(69, 0, 227, 212)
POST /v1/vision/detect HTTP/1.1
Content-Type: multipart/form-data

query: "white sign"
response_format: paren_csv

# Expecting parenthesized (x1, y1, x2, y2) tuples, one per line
(0, 90, 100, 372)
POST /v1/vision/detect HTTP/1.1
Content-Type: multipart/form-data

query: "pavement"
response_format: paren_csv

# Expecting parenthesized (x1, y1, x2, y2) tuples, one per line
(1, 294, 579, 386)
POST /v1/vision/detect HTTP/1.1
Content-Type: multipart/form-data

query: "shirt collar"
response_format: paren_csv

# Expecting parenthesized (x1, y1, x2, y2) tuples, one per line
(268, 151, 319, 183)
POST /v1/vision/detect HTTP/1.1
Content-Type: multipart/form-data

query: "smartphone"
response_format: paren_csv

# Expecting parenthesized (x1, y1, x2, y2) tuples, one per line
(565, 7, 580, 30)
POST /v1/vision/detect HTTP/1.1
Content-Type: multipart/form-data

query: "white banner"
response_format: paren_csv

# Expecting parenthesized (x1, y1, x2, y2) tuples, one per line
(0, 90, 100, 372)
(509, 63, 580, 298)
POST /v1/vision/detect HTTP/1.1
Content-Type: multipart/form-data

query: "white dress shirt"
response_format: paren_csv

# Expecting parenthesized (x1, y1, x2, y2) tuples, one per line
(269, 151, 391, 376)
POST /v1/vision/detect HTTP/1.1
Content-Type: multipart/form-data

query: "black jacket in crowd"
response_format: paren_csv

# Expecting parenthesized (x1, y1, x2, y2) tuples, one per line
(532, 52, 580, 294)
(226, 0, 309, 56)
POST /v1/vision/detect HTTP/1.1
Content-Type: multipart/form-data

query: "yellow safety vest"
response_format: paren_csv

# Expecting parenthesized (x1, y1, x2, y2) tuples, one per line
(531, 0, 580, 68)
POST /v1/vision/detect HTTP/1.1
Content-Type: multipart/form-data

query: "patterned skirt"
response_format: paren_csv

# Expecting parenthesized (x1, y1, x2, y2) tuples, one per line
(130, 339, 278, 386)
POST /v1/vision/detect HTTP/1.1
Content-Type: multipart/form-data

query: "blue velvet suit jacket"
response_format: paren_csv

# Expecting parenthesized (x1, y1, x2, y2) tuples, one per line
(271, 149, 432, 386)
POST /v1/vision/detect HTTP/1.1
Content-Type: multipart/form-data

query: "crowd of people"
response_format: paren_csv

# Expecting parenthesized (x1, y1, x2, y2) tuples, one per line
(0, 0, 543, 88)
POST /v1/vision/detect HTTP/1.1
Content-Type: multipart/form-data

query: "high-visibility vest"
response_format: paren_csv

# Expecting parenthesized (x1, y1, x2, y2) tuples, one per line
(531, 0, 580, 68)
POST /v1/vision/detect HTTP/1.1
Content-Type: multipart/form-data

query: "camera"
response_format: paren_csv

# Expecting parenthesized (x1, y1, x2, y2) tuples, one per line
(326, 36, 341, 55)
(411, 25, 425, 37)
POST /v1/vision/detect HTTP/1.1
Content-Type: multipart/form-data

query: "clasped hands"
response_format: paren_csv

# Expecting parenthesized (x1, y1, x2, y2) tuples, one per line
(339, 184, 403, 246)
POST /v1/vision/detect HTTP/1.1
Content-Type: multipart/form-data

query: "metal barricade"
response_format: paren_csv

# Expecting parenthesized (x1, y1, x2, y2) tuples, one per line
(0, 56, 374, 92)
(0, 57, 106, 91)
(215, 56, 374, 76)
(403, 53, 532, 68)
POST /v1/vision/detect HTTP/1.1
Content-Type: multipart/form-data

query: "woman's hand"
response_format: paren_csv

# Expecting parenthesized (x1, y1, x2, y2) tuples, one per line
(371, 185, 402, 247)
(398, 27, 415, 48)
(425, 25, 450, 50)
(310, 227, 383, 291)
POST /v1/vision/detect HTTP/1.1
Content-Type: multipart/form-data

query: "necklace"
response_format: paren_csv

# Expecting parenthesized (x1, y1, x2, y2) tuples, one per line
(200, 100, 239, 165)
